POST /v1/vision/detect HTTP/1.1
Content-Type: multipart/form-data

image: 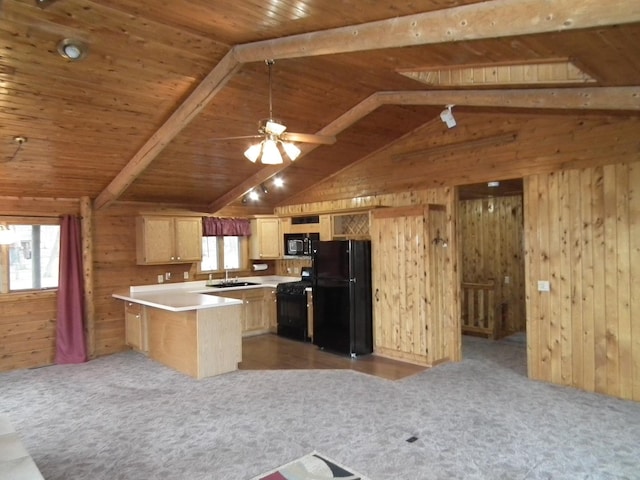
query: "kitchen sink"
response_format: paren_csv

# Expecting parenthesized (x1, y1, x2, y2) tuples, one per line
(208, 281, 261, 288)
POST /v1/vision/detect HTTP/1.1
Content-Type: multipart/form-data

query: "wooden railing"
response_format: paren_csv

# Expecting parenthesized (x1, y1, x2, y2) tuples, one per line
(461, 281, 500, 339)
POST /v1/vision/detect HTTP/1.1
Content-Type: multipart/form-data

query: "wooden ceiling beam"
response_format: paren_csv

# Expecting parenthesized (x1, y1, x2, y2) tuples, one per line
(95, 0, 640, 210)
(234, 0, 640, 62)
(93, 51, 241, 210)
(377, 87, 640, 111)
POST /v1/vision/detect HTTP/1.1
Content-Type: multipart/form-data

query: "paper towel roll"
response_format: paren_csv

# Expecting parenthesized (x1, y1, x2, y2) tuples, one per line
(252, 263, 268, 271)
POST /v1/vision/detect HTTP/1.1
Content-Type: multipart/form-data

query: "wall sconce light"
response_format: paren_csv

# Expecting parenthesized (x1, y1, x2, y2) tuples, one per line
(432, 229, 448, 247)
(439, 104, 456, 128)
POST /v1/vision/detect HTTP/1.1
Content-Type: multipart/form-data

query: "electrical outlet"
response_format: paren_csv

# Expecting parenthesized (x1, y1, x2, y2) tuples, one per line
(165, 272, 171, 281)
(294, 267, 299, 274)
(183, 271, 189, 280)
(157, 275, 164, 283)
(537, 280, 550, 292)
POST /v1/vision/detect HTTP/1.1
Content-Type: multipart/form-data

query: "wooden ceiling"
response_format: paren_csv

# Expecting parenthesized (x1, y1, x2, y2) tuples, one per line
(1, 0, 639, 213)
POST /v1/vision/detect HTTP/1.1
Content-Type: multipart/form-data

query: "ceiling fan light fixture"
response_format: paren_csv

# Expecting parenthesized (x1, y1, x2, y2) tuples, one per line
(244, 143, 262, 163)
(282, 142, 301, 161)
(265, 120, 287, 136)
(261, 139, 283, 165)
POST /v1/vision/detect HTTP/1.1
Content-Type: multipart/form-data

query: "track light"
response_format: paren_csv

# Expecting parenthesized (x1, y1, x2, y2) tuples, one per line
(440, 104, 456, 128)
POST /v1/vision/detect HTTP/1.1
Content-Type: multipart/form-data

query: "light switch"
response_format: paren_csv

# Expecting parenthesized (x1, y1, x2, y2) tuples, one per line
(537, 280, 550, 292)
(504, 276, 510, 284)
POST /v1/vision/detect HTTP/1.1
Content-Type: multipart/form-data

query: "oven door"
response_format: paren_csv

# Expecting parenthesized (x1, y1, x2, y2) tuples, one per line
(276, 292, 309, 341)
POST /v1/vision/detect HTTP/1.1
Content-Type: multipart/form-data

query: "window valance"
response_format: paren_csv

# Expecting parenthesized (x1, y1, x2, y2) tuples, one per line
(202, 217, 251, 237)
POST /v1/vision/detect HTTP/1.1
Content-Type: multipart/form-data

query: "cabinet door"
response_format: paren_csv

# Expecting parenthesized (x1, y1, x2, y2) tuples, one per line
(250, 218, 281, 259)
(265, 288, 277, 331)
(137, 217, 174, 264)
(243, 289, 267, 333)
(174, 217, 202, 262)
(371, 207, 428, 365)
(125, 302, 146, 352)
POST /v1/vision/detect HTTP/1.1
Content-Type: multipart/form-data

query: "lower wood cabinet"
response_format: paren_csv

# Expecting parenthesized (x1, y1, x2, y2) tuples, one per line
(124, 302, 148, 353)
(266, 288, 277, 331)
(213, 287, 273, 336)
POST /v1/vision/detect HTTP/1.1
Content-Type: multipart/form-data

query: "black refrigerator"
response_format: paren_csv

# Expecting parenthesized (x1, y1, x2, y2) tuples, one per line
(312, 240, 373, 357)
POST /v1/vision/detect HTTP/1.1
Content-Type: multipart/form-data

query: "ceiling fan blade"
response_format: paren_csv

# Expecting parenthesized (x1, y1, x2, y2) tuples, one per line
(282, 132, 336, 145)
(210, 135, 263, 142)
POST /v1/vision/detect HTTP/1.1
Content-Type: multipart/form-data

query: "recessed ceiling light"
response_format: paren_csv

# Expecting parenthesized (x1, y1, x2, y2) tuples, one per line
(57, 38, 87, 61)
(248, 190, 259, 201)
(488, 181, 500, 187)
(273, 177, 284, 188)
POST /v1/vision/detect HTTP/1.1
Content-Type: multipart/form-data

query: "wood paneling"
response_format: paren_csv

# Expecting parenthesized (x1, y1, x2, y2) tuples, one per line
(0, 291, 57, 372)
(291, 113, 640, 206)
(459, 196, 525, 334)
(524, 160, 640, 401)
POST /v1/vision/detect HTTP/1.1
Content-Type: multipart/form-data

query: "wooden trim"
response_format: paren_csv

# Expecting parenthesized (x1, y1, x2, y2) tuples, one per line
(395, 133, 518, 162)
(80, 197, 95, 359)
(377, 87, 640, 111)
(371, 205, 425, 219)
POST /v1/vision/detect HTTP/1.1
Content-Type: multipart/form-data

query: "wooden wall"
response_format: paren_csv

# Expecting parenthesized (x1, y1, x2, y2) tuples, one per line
(0, 197, 79, 372)
(524, 160, 640, 401)
(460, 196, 525, 333)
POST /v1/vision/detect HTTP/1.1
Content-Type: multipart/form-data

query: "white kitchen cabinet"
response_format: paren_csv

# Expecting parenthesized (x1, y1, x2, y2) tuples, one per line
(249, 217, 281, 259)
(136, 216, 202, 265)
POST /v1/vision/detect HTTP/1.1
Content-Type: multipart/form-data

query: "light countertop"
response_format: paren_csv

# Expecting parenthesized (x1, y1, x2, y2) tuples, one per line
(112, 275, 299, 312)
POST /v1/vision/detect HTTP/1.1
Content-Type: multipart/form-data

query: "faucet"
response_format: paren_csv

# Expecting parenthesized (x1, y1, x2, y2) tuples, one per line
(224, 269, 229, 282)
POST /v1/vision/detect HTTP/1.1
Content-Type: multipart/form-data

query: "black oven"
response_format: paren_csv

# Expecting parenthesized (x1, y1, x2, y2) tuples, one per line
(283, 233, 319, 256)
(276, 268, 313, 342)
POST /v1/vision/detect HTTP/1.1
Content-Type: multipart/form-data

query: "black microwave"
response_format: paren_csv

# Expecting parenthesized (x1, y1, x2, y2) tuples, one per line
(284, 233, 319, 256)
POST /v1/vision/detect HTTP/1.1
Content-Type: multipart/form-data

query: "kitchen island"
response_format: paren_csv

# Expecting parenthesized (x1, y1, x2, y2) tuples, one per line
(113, 276, 297, 379)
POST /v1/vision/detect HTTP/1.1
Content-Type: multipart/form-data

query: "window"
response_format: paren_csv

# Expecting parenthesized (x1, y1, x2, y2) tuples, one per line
(1, 223, 60, 292)
(200, 236, 244, 273)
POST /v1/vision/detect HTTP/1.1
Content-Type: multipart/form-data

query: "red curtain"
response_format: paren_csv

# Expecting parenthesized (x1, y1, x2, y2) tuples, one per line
(202, 217, 251, 237)
(55, 215, 87, 364)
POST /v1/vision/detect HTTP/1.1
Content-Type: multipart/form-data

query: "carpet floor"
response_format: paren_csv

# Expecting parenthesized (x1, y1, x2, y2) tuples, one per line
(1, 335, 639, 479)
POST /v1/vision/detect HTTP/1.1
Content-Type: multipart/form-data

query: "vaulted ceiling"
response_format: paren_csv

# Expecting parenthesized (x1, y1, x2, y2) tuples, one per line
(1, 0, 639, 214)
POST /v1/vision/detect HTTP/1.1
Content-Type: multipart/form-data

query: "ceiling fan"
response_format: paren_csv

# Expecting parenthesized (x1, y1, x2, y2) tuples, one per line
(212, 60, 336, 165)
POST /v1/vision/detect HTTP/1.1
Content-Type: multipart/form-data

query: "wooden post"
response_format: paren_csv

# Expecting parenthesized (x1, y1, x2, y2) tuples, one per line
(80, 197, 95, 358)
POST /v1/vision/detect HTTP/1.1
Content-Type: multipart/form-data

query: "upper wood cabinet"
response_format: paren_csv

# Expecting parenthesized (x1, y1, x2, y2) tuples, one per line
(136, 216, 202, 265)
(249, 217, 281, 259)
(332, 212, 370, 239)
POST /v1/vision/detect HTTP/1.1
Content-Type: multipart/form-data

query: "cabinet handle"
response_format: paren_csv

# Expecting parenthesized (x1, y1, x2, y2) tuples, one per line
(375, 288, 379, 302)
(177, 256, 181, 260)
(136, 314, 140, 318)
(171, 256, 175, 260)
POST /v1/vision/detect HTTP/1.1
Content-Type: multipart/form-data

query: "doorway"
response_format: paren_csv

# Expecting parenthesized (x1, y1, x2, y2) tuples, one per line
(457, 179, 526, 348)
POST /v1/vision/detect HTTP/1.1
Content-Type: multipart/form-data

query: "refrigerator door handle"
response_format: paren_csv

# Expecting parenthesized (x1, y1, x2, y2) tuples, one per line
(350, 277, 356, 283)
